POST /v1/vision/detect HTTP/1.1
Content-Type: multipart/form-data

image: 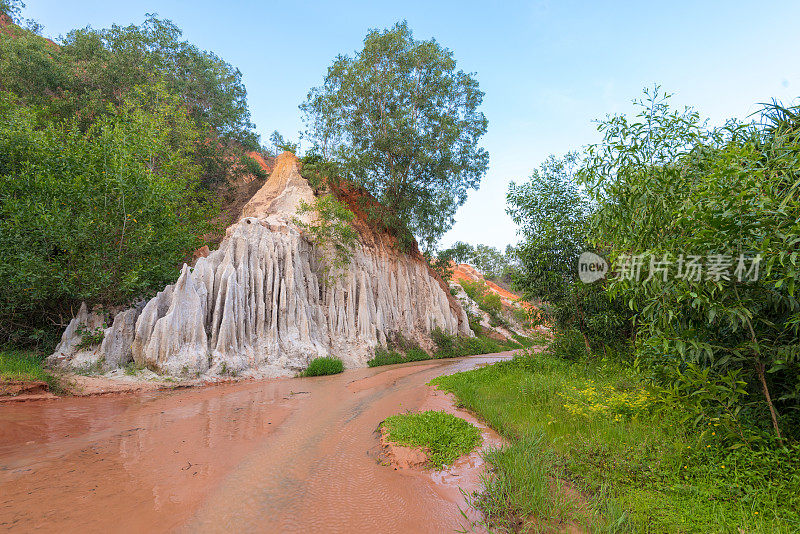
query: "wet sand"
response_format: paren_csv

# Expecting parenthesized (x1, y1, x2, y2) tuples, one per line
(0, 352, 514, 533)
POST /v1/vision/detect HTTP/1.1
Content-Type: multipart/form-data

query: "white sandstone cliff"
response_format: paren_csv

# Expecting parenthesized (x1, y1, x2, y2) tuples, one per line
(49, 152, 472, 376)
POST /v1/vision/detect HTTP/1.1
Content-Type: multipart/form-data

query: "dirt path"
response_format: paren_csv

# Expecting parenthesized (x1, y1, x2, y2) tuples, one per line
(0, 352, 514, 533)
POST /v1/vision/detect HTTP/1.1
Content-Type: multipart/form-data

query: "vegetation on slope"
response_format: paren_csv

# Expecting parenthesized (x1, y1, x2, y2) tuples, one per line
(301, 21, 488, 252)
(0, 6, 263, 350)
(367, 329, 543, 367)
(433, 348, 800, 532)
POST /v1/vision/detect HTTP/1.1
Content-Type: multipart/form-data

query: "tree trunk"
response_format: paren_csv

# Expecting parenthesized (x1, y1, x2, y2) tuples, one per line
(755, 359, 783, 443)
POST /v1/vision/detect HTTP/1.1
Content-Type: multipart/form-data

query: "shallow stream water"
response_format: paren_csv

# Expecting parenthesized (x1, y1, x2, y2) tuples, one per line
(0, 352, 513, 533)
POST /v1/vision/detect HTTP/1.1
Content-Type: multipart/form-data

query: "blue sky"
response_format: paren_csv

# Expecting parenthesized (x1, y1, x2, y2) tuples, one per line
(21, 0, 800, 250)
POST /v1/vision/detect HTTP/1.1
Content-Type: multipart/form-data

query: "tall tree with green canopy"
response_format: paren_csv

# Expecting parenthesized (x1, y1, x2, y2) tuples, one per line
(301, 21, 489, 251)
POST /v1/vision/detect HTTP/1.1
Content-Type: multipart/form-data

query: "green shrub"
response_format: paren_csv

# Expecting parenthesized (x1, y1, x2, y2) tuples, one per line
(511, 333, 534, 347)
(405, 347, 430, 361)
(302, 356, 344, 376)
(548, 329, 589, 361)
(292, 194, 358, 281)
(242, 152, 268, 180)
(467, 311, 483, 335)
(381, 410, 482, 468)
(75, 323, 106, 351)
(368, 346, 432, 367)
(0, 88, 215, 349)
(368, 348, 406, 367)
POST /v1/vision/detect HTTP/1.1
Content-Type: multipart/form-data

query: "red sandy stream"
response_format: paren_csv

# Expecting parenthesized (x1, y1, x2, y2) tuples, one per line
(0, 352, 513, 533)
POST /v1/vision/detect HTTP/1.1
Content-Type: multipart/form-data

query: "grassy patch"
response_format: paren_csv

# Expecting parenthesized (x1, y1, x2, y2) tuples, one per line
(381, 410, 482, 468)
(0, 350, 61, 392)
(431, 328, 526, 358)
(368, 347, 431, 367)
(368, 330, 539, 368)
(431, 351, 800, 533)
(301, 356, 344, 377)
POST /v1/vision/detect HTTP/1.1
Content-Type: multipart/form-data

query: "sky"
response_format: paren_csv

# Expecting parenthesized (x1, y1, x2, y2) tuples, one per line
(20, 0, 800, 251)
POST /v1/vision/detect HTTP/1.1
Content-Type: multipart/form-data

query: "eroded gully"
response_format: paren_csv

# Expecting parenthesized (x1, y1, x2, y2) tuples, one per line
(0, 352, 513, 533)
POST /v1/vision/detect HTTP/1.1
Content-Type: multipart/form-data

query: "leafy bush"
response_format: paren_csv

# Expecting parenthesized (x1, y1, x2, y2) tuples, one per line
(459, 279, 514, 329)
(431, 327, 458, 357)
(381, 410, 482, 468)
(368, 346, 432, 367)
(75, 324, 106, 351)
(405, 347, 430, 361)
(432, 327, 524, 359)
(0, 89, 215, 349)
(302, 356, 344, 376)
(368, 348, 406, 367)
(242, 153, 269, 180)
(548, 329, 590, 361)
(578, 88, 800, 441)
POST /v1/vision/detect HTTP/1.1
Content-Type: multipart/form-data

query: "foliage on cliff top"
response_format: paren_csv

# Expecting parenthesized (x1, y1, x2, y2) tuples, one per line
(301, 21, 488, 252)
(0, 10, 267, 349)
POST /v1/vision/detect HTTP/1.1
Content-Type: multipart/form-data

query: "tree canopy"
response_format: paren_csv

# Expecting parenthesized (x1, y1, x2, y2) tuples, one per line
(0, 12, 263, 347)
(301, 21, 488, 251)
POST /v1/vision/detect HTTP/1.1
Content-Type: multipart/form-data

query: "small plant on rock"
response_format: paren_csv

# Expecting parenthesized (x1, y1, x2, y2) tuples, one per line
(293, 194, 358, 282)
(75, 323, 106, 351)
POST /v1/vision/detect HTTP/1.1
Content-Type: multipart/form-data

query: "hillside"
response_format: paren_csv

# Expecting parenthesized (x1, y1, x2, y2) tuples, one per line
(49, 152, 472, 376)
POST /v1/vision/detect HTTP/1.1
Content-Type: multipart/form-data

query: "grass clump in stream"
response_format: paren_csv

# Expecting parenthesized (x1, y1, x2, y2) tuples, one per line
(301, 356, 344, 376)
(381, 410, 481, 468)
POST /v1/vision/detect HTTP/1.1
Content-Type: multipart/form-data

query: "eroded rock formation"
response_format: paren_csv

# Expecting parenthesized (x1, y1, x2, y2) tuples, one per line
(49, 153, 471, 376)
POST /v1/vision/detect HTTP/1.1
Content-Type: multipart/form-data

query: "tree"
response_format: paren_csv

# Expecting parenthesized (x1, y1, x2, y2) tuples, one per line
(438, 241, 474, 265)
(0, 0, 24, 22)
(301, 21, 489, 251)
(471, 244, 507, 280)
(60, 15, 257, 146)
(0, 87, 215, 348)
(507, 153, 631, 351)
(269, 130, 298, 155)
(580, 87, 800, 441)
(507, 153, 590, 303)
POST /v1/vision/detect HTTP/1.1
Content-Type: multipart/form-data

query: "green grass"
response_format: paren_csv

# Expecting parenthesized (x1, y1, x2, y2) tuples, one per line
(431, 351, 800, 533)
(368, 347, 431, 367)
(367, 331, 529, 368)
(301, 356, 344, 376)
(0, 349, 61, 392)
(381, 410, 482, 468)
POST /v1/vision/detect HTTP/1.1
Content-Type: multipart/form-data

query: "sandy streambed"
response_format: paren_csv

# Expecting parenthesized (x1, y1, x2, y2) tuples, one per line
(0, 352, 514, 533)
